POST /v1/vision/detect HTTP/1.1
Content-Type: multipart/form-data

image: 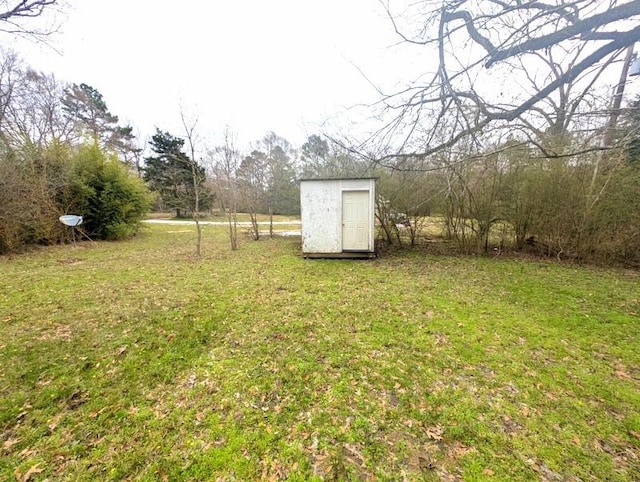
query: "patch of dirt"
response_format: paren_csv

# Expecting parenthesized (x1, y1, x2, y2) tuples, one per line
(57, 258, 83, 265)
(36, 324, 72, 342)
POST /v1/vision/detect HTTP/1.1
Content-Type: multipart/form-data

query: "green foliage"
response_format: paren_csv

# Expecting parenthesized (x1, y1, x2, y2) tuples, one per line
(62, 83, 118, 144)
(61, 83, 141, 163)
(0, 141, 74, 252)
(266, 144, 299, 215)
(143, 129, 211, 217)
(69, 145, 151, 240)
(0, 141, 150, 252)
(301, 134, 329, 168)
(0, 53, 149, 252)
(259, 132, 299, 215)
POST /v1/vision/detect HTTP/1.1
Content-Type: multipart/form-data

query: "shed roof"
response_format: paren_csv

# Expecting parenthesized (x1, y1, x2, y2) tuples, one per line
(299, 177, 378, 182)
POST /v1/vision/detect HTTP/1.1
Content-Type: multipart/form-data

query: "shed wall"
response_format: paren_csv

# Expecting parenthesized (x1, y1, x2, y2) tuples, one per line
(300, 179, 375, 255)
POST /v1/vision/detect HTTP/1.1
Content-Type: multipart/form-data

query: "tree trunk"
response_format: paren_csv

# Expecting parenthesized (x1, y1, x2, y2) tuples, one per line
(193, 186, 201, 257)
(224, 201, 238, 251)
(249, 212, 260, 241)
(269, 206, 273, 239)
(194, 218, 202, 257)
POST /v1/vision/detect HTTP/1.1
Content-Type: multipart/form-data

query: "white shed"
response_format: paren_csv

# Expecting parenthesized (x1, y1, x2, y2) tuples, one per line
(300, 178, 376, 258)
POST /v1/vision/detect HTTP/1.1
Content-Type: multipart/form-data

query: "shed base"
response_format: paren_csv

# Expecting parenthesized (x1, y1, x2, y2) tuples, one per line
(303, 252, 376, 259)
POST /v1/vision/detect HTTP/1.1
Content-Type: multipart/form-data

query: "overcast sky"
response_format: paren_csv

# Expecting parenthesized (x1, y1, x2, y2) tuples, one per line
(9, 1, 638, 156)
(8, 0, 423, 150)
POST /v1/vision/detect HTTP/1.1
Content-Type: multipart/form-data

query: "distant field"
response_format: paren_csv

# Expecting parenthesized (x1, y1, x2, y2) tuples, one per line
(147, 212, 301, 223)
(0, 224, 638, 480)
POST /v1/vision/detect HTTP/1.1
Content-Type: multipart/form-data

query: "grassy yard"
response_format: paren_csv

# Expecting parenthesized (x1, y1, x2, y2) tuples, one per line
(0, 224, 638, 481)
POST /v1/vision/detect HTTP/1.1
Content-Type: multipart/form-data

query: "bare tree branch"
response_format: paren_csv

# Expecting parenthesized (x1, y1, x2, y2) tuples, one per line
(360, 0, 640, 162)
(486, 0, 640, 67)
(0, 0, 63, 40)
(0, 1, 56, 21)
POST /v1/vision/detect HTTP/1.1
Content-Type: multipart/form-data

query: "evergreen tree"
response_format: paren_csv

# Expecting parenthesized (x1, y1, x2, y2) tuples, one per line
(62, 83, 118, 143)
(143, 128, 208, 217)
(61, 83, 141, 163)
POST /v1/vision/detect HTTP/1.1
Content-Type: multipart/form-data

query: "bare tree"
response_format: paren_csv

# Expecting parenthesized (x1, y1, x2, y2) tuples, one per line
(257, 131, 299, 230)
(0, 0, 63, 40)
(4, 67, 73, 147)
(0, 49, 22, 144)
(209, 127, 240, 250)
(236, 149, 267, 240)
(180, 109, 205, 257)
(366, 0, 640, 163)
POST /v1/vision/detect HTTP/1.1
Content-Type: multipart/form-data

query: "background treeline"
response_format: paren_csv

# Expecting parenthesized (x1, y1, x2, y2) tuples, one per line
(3, 48, 640, 267)
(371, 132, 640, 266)
(203, 115, 640, 266)
(0, 50, 150, 253)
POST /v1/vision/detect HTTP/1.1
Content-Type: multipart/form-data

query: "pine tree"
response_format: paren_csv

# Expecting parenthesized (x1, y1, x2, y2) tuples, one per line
(143, 129, 207, 217)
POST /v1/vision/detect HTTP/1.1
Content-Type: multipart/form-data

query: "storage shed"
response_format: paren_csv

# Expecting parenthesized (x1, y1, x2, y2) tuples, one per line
(300, 178, 376, 258)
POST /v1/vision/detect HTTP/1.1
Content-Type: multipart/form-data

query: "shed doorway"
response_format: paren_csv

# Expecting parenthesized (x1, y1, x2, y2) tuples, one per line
(342, 190, 370, 251)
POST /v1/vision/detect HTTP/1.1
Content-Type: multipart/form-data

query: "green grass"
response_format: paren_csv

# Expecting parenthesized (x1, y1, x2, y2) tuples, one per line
(1, 224, 638, 480)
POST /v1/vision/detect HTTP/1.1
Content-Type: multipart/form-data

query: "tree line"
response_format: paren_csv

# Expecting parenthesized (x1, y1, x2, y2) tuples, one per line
(142, 126, 368, 249)
(3, 44, 638, 267)
(0, 48, 365, 254)
(3, 0, 640, 266)
(353, 0, 640, 266)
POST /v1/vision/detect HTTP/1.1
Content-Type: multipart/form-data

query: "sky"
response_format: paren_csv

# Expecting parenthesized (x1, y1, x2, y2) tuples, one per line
(8, 0, 422, 151)
(7, 1, 639, 156)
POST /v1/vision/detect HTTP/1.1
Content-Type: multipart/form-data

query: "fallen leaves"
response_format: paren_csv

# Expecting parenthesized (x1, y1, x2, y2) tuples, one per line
(1, 229, 639, 481)
(47, 413, 63, 432)
(3, 438, 20, 450)
(15, 464, 43, 482)
(186, 373, 196, 388)
(260, 457, 288, 482)
(614, 370, 632, 380)
(425, 424, 444, 441)
(446, 441, 476, 459)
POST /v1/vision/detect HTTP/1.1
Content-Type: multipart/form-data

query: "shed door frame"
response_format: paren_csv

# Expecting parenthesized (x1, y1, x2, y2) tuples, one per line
(342, 190, 370, 251)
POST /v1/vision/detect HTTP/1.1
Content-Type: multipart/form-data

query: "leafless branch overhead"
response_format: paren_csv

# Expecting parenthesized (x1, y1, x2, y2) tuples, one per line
(0, 0, 57, 21)
(363, 0, 640, 162)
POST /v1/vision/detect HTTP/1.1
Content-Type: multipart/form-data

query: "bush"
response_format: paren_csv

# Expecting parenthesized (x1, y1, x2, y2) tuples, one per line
(0, 144, 71, 253)
(70, 145, 152, 240)
(0, 142, 151, 253)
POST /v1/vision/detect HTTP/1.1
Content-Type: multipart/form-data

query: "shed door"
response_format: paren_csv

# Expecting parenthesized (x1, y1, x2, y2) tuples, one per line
(342, 190, 370, 251)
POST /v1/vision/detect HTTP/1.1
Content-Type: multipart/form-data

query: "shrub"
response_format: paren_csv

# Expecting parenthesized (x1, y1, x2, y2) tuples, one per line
(70, 145, 152, 240)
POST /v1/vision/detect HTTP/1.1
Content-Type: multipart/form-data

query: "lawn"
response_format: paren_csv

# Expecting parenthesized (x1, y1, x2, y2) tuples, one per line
(0, 224, 638, 481)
